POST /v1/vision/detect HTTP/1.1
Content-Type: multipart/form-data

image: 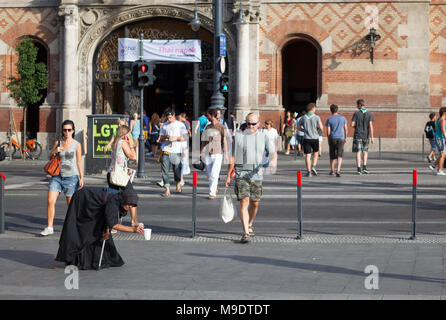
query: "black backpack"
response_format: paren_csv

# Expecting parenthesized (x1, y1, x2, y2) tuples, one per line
(0, 145, 5, 161)
(425, 122, 435, 139)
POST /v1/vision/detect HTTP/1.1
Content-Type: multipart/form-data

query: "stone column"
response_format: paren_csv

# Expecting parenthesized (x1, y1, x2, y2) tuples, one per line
(58, 5, 79, 111)
(235, 21, 250, 121)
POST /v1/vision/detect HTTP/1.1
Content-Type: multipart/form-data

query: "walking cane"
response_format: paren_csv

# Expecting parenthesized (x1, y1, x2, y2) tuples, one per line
(98, 239, 106, 270)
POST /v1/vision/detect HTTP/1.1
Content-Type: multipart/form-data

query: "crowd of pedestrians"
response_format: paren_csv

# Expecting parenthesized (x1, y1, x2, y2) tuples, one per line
(282, 99, 373, 177)
(39, 98, 444, 267)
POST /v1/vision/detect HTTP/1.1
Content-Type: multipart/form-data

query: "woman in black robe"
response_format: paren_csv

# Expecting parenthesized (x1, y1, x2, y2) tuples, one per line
(55, 186, 144, 270)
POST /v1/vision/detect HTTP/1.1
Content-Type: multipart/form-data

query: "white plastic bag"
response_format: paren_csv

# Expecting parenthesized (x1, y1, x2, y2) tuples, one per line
(220, 188, 237, 223)
(181, 157, 191, 176)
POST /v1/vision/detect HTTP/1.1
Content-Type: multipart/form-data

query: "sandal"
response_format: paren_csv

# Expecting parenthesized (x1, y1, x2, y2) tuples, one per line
(240, 233, 251, 244)
(248, 226, 255, 237)
(161, 190, 171, 197)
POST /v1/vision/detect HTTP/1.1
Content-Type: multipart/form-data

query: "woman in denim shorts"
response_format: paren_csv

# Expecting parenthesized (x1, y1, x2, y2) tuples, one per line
(41, 120, 84, 236)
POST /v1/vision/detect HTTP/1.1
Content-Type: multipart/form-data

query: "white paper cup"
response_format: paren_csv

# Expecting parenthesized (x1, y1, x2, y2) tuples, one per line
(144, 228, 152, 240)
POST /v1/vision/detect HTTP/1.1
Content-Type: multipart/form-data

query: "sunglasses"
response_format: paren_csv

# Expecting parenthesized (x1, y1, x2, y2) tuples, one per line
(247, 122, 258, 126)
(63, 128, 73, 132)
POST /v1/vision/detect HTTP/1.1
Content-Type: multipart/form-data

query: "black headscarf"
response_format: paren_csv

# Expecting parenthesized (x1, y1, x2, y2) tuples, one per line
(118, 187, 138, 218)
(121, 187, 138, 207)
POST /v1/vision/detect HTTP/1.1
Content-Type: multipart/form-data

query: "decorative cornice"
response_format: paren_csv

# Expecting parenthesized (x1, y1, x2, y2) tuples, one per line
(58, 4, 79, 27)
(78, 4, 238, 65)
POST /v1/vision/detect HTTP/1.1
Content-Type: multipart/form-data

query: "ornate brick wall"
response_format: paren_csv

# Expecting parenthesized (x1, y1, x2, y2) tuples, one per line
(259, 3, 409, 109)
(430, 2, 446, 108)
(0, 7, 60, 133)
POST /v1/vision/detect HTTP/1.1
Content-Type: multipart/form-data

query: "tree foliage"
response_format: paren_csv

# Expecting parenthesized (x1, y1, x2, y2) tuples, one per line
(7, 37, 48, 108)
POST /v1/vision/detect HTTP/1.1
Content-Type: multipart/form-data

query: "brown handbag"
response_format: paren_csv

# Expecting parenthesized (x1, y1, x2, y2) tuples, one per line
(44, 141, 61, 176)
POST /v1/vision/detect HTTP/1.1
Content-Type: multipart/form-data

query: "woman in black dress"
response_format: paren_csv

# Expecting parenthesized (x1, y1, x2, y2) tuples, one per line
(55, 186, 143, 270)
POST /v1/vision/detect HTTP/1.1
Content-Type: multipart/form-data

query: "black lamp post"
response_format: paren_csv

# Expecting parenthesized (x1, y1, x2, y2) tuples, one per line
(137, 33, 147, 178)
(189, 8, 201, 120)
(209, 0, 225, 111)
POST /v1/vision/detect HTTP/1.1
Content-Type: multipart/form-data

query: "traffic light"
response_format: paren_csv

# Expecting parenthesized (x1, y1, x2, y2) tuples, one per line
(123, 62, 140, 97)
(137, 61, 156, 87)
(220, 75, 229, 93)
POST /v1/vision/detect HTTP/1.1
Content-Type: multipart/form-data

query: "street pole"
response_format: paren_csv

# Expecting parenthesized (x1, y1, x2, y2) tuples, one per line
(193, 30, 199, 120)
(209, 0, 225, 111)
(123, 26, 130, 114)
(0, 173, 5, 234)
(137, 33, 146, 178)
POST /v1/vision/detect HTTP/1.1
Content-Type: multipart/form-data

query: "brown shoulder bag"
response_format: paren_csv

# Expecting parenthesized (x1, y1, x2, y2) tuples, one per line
(44, 140, 61, 176)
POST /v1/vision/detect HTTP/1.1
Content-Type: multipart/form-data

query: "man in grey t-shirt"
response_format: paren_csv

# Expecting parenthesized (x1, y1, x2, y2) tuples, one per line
(297, 103, 323, 177)
(225, 113, 277, 243)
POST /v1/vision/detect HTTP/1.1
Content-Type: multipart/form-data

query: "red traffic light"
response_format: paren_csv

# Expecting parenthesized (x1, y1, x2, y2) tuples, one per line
(141, 64, 147, 73)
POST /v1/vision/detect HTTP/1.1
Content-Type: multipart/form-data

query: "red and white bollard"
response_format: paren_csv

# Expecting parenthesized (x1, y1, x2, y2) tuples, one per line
(192, 172, 197, 238)
(297, 171, 303, 240)
(410, 170, 417, 240)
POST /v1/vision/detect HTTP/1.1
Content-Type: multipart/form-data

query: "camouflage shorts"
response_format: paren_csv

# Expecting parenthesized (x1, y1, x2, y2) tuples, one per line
(234, 178, 263, 201)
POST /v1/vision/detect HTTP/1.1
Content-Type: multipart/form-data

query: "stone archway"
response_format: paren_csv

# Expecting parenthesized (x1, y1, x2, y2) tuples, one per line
(281, 35, 322, 114)
(92, 18, 215, 117)
(77, 5, 237, 116)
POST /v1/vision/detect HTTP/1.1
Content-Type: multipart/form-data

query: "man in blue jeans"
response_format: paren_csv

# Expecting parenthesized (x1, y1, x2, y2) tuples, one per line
(159, 108, 188, 197)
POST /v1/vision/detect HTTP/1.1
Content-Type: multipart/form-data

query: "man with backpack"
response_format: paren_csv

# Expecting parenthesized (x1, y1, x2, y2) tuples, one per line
(352, 99, 374, 175)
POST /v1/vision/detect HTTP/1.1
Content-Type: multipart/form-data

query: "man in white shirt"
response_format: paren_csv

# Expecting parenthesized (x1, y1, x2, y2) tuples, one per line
(159, 108, 188, 197)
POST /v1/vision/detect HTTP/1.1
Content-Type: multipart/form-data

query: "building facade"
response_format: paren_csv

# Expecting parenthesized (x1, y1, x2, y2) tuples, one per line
(0, 0, 444, 154)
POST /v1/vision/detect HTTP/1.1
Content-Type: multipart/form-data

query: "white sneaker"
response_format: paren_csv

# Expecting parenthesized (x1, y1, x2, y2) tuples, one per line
(437, 170, 446, 176)
(429, 165, 436, 172)
(40, 227, 54, 236)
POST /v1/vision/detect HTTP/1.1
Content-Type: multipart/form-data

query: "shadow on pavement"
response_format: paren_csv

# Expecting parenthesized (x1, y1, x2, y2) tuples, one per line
(186, 253, 445, 284)
(0, 250, 59, 269)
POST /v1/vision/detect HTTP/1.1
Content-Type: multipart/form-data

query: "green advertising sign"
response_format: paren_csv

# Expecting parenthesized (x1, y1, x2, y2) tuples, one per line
(93, 118, 119, 158)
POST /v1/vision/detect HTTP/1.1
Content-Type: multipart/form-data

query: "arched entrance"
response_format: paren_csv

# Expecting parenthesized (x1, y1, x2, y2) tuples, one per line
(93, 18, 214, 118)
(282, 36, 321, 115)
(27, 40, 48, 139)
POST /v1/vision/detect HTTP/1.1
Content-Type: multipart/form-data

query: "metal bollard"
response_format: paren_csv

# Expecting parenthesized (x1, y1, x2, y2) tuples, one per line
(296, 171, 303, 240)
(379, 135, 382, 160)
(421, 134, 425, 159)
(294, 139, 298, 161)
(192, 172, 197, 238)
(0, 173, 5, 234)
(410, 170, 417, 240)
